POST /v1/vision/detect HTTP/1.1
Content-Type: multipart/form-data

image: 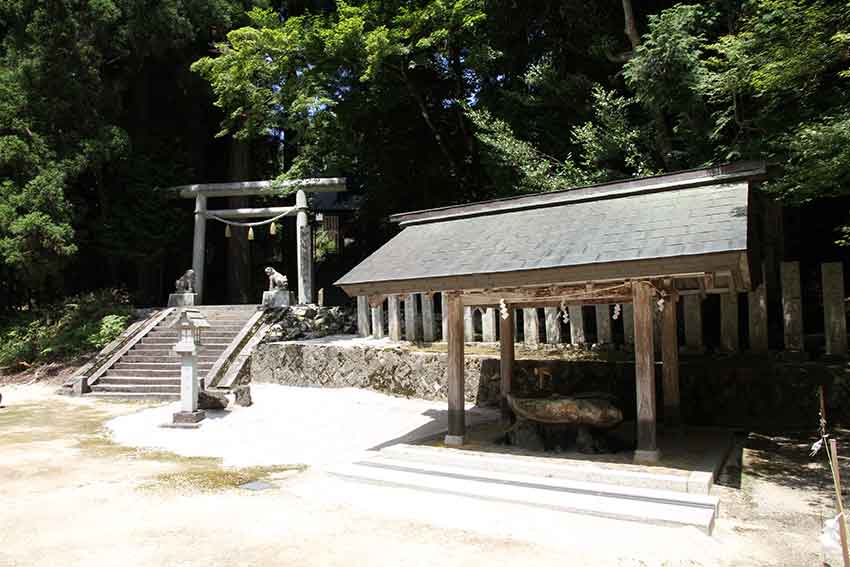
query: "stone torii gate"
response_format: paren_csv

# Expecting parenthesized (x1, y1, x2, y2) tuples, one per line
(171, 178, 346, 304)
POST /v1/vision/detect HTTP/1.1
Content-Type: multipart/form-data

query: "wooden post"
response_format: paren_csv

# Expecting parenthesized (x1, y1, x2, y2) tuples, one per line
(404, 293, 420, 342)
(356, 296, 370, 337)
(482, 308, 498, 342)
(748, 268, 769, 353)
(499, 307, 515, 425)
(371, 303, 385, 338)
(464, 307, 475, 342)
(445, 293, 466, 445)
(720, 292, 739, 352)
(623, 303, 635, 348)
(781, 261, 804, 352)
(421, 294, 436, 342)
(829, 439, 850, 567)
(191, 194, 207, 304)
(823, 262, 848, 357)
(523, 308, 540, 345)
(544, 307, 562, 344)
(683, 295, 704, 353)
(596, 304, 612, 345)
(569, 306, 585, 345)
(662, 295, 681, 427)
(388, 295, 402, 341)
(633, 282, 659, 463)
(295, 189, 313, 304)
(441, 292, 448, 341)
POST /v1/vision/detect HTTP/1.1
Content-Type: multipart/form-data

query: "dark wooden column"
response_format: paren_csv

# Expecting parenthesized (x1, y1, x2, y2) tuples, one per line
(445, 292, 466, 445)
(633, 282, 660, 463)
(499, 306, 515, 425)
(661, 293, 681, 428)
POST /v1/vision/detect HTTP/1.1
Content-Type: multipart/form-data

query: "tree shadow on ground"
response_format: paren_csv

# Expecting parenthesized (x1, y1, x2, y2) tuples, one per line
(368, 407, 499, 451)
(742, 429, 840, 492)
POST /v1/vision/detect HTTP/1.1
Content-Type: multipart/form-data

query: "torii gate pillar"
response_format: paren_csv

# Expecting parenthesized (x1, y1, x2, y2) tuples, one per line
(295, 189, 314, 304)
(191, 195, 207, 303)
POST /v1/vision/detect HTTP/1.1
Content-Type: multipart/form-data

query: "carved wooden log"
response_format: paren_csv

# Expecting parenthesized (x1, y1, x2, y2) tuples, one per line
(507, 394, 623, 429)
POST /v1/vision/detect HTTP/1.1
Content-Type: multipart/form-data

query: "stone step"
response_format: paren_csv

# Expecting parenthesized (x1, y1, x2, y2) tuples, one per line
(106, 368, 187, 378)
(378, 444, 714, 495)
(91, 383, 180, 394)
(98, 377, 181, 386)
(120, 355, 220, 363)
(329, 456, 718, 534)
(146, 330, 241, 338)
(140, 338, 231, 346)
(87, 391, 179, 401)
(113, 362, 214, 371)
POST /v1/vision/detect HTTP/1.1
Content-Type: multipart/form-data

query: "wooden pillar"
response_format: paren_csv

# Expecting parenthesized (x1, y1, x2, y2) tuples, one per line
(523, 308, 540, 345)
(568, 306, 585, 345)
(404, 293, 420, 342)
(295, 189, 313, 304)
(748, 268, 768, 353)
(595, 304, 612, 345)
(720, 292, 739, 352)
(544, 307, 562, 344)
(482, 308, 498, 342)
(464, 307, 475, 342)
(622, 304, 635, 347)
(388, 295, 402, 341)
(191, 194, 207, 304)
(421, 294, 436, 342)
(371, 303, 385, 338)
(445, 293, 466, 445)
(633, 282, 659, 463)
(781, 261, 804, 352)
(823, 262, 848, 356)
(682, 295, 704, 352)
(356, 296, 370, 337)
(441, 292, 448, 341)
(499, 307, 515, 425)
(661, 296, 681, 427)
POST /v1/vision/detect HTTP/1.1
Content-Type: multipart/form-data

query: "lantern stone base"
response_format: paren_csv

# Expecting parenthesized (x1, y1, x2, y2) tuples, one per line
(172, 409, 206, 424)
(168, 293, 197, 307)
(262, 290, 291, 309)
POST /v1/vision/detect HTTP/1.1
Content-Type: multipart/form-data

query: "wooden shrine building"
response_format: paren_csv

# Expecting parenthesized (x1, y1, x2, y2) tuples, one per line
(336, 162, 768, 463)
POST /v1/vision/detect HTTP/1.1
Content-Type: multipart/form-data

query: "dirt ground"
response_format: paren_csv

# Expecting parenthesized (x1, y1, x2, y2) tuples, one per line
(0, 384, 843, 566)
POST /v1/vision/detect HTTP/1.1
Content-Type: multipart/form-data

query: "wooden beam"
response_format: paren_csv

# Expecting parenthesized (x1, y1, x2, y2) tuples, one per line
(682, 295, 704, 353)
(781, 261, 804, 352)
(622, 303, 635, 347)
(356, 296, 371, 337)
(748, 264, 768, 353)
(720, 292, 739, 352)
(445, 293, 466, 445)
(633, 281, 659, 463)
(421, 293, 436, 342)
(823, 262, 848, 356)
(388, 295, 402, 341)
(499, 308, 515, 426)
(441, 292, 448, 341)
(206, 206, 296, 219)
(371, 303, 385, 338)
(662, 296, 681, 428)
(596, 304, 612, 345)
(464, 307, 475, 341)
(482, 308, 498, 342)
(544, 307, 562, 344)
(568, 306, 585, 345)
(174, 177, 347, 199)
(523, 308, 540, 345)
(404, 294, 421, 342)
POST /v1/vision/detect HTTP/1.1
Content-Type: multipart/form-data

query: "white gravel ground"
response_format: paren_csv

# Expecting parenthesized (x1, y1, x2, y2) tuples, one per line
(106, 383, 497, 467)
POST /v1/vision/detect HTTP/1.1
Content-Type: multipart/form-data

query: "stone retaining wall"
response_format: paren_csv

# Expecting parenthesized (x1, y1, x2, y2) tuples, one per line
(251, 339, 848, 428)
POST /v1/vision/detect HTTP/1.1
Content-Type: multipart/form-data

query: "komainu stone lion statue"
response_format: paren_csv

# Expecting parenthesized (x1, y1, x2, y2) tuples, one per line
(265, 267, 288, 291)
(175, 269, 195, 293)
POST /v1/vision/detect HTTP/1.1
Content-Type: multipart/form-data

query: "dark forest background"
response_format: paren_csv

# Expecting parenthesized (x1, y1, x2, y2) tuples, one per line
(2, 0, 849, 311)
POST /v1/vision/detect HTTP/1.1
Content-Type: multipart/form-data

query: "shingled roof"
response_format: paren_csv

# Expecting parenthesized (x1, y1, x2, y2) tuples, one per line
(337, 162, 767, 297)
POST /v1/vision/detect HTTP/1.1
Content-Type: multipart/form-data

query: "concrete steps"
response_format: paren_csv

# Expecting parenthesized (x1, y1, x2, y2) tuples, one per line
(328, 446, 719, 534)
(87, 305, 257, 400)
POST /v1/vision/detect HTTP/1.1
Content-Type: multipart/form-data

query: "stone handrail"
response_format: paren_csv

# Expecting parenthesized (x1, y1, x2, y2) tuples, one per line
(205, 309, 266, 389)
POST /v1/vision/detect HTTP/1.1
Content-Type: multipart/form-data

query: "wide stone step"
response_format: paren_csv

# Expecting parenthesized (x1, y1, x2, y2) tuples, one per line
(98, 377, 181, 386)
(141, 338, 231, 346)
(119, 356, 220, 365)
(146, 332, 241, 340)
(91, 384, 180, 394)
(107, 368, 184, 378)
(87, 391, 179, 401)
(329, 456, 718, 534)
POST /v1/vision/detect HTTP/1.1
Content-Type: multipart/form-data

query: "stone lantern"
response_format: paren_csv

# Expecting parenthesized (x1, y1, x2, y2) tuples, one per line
(171, 309, 205, 425)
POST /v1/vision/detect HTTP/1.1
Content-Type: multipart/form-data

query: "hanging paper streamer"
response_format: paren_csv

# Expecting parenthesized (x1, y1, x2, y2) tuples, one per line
(269, 222, 277, 236)
(499, 299, 509, 320)
(612, 304, 621, 320)
(248, 227, 255, 241)
(225, 224, 231, 238)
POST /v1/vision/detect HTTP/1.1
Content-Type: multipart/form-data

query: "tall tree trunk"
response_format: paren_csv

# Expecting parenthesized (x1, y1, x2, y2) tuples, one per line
(398, 66, 457, 176)
(621, 0, 676, 170)
(227, 139, 252, 304)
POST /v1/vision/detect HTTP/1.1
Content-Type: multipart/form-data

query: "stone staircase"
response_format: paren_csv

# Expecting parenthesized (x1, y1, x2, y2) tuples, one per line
(87, 305, 258, 401)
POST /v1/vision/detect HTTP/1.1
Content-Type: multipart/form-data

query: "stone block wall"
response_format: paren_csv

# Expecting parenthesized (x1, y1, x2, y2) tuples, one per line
(251, 340, 847, 428)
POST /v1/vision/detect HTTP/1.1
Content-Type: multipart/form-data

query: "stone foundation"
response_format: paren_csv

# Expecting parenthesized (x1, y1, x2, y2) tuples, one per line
(251, 338, 848, 428)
